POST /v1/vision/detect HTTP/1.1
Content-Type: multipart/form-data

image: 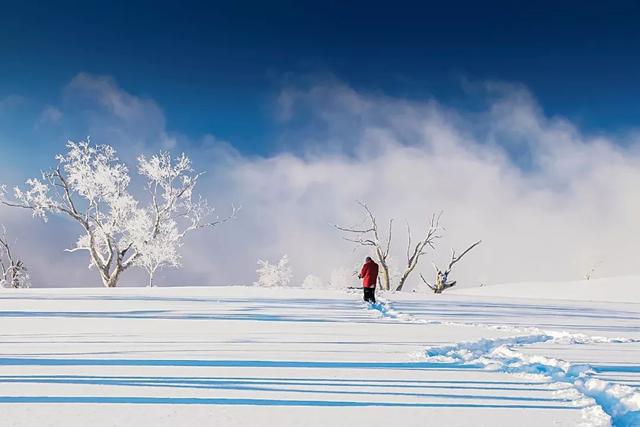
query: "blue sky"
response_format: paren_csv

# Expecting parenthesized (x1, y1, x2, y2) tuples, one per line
(2, 0, 640, 158)
(2, 1, 640, 287)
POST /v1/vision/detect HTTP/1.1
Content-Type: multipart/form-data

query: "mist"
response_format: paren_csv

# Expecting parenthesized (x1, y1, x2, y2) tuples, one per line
(2, 74, 640, 289)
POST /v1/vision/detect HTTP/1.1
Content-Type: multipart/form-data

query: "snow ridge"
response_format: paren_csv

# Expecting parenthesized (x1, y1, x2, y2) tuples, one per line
(367, 299, 640, 427)
(425, 334, 640, 427)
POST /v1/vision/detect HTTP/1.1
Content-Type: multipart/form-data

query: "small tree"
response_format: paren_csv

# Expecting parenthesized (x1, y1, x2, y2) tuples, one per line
(2, 141, 236, 287)
(421, 240, 481, 294)
(255, 255, 293, 287)
(0, 226, 30, 289)
(137, 219, 180, 287)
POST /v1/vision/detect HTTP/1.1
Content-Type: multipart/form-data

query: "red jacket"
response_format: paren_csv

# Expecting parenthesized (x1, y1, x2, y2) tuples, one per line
(359, 260, 379, 288)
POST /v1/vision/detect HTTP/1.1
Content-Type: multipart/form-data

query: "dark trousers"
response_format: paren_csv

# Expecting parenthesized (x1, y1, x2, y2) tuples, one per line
(363, 287, 376, 303)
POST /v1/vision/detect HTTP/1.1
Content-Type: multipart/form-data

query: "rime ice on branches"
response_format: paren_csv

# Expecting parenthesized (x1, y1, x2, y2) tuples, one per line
(2, 141, 237, 287)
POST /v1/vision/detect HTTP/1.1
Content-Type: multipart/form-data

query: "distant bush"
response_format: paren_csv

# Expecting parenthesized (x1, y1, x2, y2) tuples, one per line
(255, 255, 293, 287)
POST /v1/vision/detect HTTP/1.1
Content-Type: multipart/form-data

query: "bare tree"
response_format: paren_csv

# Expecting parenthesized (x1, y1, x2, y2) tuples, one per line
(2, 141, 236, 287)
(0, 226, 30, 288)
(335, 202, 393, 290)
(396, 212, 442, 291)
(421, 240, 481, 294)
(584, 259, 604, 280)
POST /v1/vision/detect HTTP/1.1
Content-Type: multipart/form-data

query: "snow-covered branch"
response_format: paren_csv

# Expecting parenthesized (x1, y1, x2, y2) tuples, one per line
(3, 140, 236, 287)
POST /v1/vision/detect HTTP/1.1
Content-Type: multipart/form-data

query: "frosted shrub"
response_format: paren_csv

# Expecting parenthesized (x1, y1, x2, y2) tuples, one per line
(255, 255, 293, 287)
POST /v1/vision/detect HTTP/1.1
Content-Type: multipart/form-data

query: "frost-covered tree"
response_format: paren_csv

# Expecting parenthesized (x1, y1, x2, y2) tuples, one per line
(255, 255, 293, 287)
(0, 226, 30, 289)
(2, 141, 236, 287)
(138, 219, 181, 287)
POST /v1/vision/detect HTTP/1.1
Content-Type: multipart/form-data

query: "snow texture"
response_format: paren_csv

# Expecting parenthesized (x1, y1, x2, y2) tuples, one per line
(0, 278, 639, 426)
(368, 292, 640, 427)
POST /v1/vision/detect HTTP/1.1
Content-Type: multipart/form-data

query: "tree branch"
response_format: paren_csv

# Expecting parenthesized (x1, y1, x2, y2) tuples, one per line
(447, 240, 482, 272)
(420, 273, 436, 291)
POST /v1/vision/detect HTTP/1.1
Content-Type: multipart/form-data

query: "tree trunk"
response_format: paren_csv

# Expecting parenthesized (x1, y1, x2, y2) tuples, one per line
(396, 271, 410, 291)
(435, 273, 445, 294)
(88, 245, 122, 288)
(378, 262, 390, 291)
(103, 268, 121, 288)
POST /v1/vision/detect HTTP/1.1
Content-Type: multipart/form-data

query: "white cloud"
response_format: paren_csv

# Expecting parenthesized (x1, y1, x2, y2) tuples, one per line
(3, 73, 640, 289)
(36, 106, 63, 127)
(63, 73, 177, 154)
(201, 79, 640, 289)
(0, 95, 28, 112)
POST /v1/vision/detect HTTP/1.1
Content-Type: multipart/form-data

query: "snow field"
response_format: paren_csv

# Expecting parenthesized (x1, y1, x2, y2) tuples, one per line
(382, 286, 640, 426)
(0, 286, 591, 426)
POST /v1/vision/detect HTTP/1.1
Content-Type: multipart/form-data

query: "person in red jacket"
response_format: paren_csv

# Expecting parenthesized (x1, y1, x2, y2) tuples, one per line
(358, 256, 379, 303)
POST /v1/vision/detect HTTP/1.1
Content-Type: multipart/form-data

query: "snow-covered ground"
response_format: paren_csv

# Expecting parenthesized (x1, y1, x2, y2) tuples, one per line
(0, 280, 638, 426)
(452, 276, 640, 304)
